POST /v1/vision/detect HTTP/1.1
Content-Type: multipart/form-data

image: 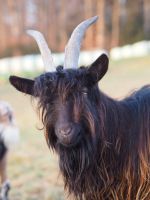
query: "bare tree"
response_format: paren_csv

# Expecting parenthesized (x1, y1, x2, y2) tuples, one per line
(111, 0, 120, 48)
(95, 0, 107, 49)
(0, 2, 7, 54)
(58, 0, 67, 51)
(143, 0, 150, 39)
(83, 0, 94, 49)
(47, 0, 58, 51)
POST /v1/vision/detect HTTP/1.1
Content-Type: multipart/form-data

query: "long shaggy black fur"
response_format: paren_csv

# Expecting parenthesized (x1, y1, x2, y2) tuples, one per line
(9, 53, 150, 199)
(33, 67, 150, 200)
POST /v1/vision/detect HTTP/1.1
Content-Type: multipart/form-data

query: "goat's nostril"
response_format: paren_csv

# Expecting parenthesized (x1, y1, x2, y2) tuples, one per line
(60, 126, 72, 135)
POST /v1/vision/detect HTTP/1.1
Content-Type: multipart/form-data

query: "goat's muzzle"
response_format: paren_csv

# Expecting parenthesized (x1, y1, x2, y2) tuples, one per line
(55, 123, 81, 147)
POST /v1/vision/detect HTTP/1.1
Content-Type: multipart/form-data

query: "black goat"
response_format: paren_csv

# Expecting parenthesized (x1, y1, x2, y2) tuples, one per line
(9, 16, 150, 200)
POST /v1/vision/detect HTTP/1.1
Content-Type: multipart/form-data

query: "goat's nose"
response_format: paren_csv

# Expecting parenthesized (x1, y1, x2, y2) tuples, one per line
(59, 126, 72, 136)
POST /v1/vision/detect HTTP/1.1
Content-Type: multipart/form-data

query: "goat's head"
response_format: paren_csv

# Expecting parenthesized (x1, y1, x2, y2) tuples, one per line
(9, 16, 109, 149)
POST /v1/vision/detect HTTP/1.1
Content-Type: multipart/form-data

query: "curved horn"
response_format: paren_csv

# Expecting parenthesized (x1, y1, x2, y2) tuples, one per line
(64, 16, 99, 69)
(27, 30, 55, 72)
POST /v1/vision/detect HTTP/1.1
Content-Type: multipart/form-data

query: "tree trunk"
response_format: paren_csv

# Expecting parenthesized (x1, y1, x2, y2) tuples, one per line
(111, 0, 120, 48)
(83, 0, 94, 49)
(58, 0, 67, 52)
(143, 0, 150, 39)
(47, 0, 57, 52)
(95, 0, 106, 49)
(0, 2, 7, 54)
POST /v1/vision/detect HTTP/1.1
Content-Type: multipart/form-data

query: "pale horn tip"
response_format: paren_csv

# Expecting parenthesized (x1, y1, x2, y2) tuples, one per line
(90, 16, 99, 21)
(86, 16, 99, 24)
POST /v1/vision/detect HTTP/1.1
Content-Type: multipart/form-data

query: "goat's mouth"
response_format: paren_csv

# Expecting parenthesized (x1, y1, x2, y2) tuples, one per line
(57, 131, 82, 148)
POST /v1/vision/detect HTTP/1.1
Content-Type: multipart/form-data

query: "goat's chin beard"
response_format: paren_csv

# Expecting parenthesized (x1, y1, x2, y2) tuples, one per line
(56, 136, 96, 196)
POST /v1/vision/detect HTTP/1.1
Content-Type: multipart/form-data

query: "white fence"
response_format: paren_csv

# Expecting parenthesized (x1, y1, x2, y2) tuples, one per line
(110, 41, 150, 60)
(0, 41, 150, 74)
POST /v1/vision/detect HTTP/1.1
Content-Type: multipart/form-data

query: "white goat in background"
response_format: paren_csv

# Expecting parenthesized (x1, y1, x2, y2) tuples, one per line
(0, 101, 19, 200)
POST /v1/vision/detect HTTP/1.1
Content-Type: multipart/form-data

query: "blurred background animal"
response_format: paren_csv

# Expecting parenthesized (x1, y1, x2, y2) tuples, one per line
(0, 101, 19, 200)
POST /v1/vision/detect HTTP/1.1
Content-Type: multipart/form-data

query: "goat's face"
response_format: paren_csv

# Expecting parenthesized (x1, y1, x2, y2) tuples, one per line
(9, 54, 108, 148)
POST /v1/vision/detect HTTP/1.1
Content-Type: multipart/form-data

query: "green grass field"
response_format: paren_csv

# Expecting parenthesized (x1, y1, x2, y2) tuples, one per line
(0, 56, 150, 200)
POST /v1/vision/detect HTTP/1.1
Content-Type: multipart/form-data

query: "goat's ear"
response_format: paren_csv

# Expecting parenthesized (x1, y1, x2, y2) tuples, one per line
(87, 54, 109, 84)
(9, 76, 35, 96)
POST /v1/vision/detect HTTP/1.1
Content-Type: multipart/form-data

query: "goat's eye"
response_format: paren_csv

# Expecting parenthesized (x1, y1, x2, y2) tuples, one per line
(82, 88, 88, 95)
(83, 92, 87, 95)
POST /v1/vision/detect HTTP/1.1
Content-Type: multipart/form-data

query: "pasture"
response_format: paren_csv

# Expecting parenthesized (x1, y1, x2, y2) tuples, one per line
(0, 55, 150, 200)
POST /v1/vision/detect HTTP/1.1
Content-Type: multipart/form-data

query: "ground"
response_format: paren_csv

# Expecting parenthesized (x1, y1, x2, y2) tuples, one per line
(0, 56, 150, 200)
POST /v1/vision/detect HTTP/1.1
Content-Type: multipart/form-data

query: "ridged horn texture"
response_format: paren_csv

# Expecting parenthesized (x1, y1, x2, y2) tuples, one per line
(27, 30, 55, 72)
(64, 16, 99, 69)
